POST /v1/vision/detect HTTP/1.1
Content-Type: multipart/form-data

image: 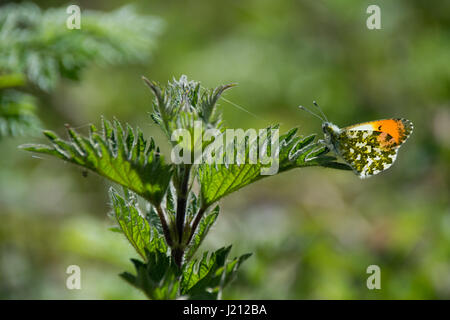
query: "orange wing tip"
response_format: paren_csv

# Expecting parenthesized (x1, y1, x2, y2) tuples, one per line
(372, 118, 413, 145)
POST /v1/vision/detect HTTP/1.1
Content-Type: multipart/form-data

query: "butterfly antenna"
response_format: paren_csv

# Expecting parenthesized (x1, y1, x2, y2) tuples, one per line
(298, 105, 324, 121)
(313, 101, 328, 122)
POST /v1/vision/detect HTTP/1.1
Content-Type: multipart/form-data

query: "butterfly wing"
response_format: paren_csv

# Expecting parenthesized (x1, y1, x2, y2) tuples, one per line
(334, 119, 413, 178)
(343, 119, 413, 146)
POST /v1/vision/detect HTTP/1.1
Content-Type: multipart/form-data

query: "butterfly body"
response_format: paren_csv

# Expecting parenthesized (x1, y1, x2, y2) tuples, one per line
(321, 118, 413, 178)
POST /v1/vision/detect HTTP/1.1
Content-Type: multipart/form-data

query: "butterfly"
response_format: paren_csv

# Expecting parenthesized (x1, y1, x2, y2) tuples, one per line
(299, 102, 413, 178)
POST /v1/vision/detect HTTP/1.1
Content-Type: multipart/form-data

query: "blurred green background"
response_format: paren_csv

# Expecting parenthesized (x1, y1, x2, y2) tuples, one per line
(1, 0, 449, 299)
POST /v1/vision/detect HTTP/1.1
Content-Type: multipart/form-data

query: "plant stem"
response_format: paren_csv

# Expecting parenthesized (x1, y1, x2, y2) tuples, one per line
(156, 206, 173, 247)
(187, 206, 207, 244)
(173, 164, 191, 267)
(172, 248, 184, 268)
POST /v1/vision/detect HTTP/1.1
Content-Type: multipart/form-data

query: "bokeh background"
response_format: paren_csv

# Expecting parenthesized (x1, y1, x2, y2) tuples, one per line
(1, 0, 449, 299)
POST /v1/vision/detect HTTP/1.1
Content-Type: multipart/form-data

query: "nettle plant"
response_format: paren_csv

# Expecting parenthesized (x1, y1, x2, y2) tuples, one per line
(21, 75, 350, 299)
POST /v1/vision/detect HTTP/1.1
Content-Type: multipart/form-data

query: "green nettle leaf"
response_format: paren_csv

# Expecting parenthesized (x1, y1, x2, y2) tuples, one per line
(20, 118, 173, 206)
(198, 127, 351, 207)
(145, 202, 164, 236)
(186, 192, 200, 222)
(110, 188, 167, 260)
(120, 250, 180, 300)
(181, 246, 252, 299)
(164, 183, 177, 219)
(276, 128, 351, 171)
(120, 245, 250, 300)
(185, 206, 220, 261)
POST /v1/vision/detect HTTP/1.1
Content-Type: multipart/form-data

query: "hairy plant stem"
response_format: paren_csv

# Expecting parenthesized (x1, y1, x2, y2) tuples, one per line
(173, 164, 191, 267)
(155, 205, 173, 247)
(187, 206, 207, 244)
